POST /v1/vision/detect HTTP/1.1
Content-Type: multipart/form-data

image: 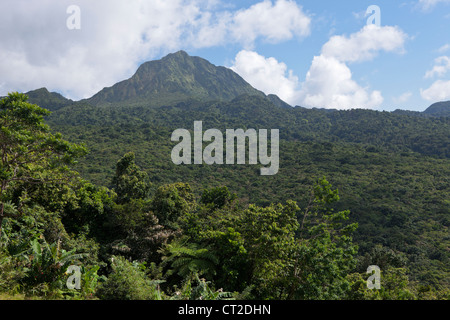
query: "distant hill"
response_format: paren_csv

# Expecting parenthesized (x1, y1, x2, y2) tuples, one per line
(393, 101, 450, 118)
(423, 101, 450, 117)
(25, 88, 73, 111)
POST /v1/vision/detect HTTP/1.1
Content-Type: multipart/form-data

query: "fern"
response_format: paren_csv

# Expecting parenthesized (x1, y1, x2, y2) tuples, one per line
(162, 240, 218, 280)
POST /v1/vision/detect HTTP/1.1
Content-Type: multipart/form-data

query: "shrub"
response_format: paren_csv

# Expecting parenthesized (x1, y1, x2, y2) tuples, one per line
(96, 256, 161, 300)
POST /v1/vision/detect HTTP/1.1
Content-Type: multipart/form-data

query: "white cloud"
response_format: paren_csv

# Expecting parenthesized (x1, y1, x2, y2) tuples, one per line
(437, 43, 450, 53)
(422, 56, 450, 102)
(420, 56, 450, 101)
(231, 50, 300, 105)
(297, 55, 383, 109)
(298, 25, 407, 110)
(421, 80, 450, 101)
(418, 0, 450, 11)
(321, 25, 407, 63)
(0, 0, 311, 100)
(393, 91, 413, 104)
(424, 56, 450, 78)
(229, 0, 311, 48)
(231, 24, 407, 110)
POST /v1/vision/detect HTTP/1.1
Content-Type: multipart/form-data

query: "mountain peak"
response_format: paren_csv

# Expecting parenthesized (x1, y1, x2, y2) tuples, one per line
(167, 50, 189, 58)
(84, 51, 268, 107)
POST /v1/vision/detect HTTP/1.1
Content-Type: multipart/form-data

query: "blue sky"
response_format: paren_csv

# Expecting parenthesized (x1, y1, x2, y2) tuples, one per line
(1, 0, 450, 111)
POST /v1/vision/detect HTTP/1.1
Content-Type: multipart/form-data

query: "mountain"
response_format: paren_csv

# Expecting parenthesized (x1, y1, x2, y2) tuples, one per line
(82, 50, 278, 107)
(423, 101, 450, 117)
(393, 101, 450, 118)
(25, 88, 73, 111)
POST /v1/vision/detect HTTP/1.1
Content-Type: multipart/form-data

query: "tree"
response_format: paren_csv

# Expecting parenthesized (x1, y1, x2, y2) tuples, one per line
(200, 186, 237, 211)
(151, 182, 195, 229)
(111, 152, 150, 204)
(160, 240, 219, 281)
(285, 178, 359, 300)
(238, 201, 300, 298)
(0, 93, 87, 239)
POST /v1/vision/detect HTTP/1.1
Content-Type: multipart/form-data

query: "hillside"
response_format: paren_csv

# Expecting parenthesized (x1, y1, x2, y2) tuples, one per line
(424, 101, 450, 117)
(393, 101, 450, 118)
(25, 88, 73, 111)
(45, 95, 450, 290)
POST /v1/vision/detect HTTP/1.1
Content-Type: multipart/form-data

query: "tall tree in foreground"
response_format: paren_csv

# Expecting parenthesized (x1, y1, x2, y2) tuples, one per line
(286, 178, 359, 299)
(0, 92, 87, 240)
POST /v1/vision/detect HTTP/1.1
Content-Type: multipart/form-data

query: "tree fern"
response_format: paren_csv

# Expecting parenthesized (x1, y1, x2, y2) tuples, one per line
(162, 240, 218, 280)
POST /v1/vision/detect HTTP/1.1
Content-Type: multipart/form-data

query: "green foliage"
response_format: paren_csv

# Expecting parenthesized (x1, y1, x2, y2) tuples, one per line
(49, 99, 448, 289)
(1, 90, 448, 300)
(96, 256, 162, 300)
(0, 92, 87, 241)
(105, 201, 176, 265)
(356, 244, 408, 272)
(26, 88, 73, 112)
(161, 240, 219, 281)
(346, 267, 416, 300)
(112, 152, 151, 204)
(200, 186, 237, 210)
(151, 182, 195, 229)
(176, 178, 359, 300)
(20, 237, 86, 290)
(64, 265, 106, 300)
(170, 273, 232, 300)
(0, 247, 25, 294)
(284, 178, 359, 300)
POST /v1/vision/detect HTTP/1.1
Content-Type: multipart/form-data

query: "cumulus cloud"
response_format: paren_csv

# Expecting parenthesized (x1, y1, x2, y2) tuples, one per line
(230, 50, 300, 105)
(0, 0, 204, 99)
(230, 24, 407, 110)
(229, 0, 311, 48)
(0, 0, 311, 100)
(321, 25, 406, 63)
(298, 55, 383, 109)
(421, 55, 450, 101)
(424, 56, 450, 78)
(297, 24, 407, 110)
(421, 80, 450, 101)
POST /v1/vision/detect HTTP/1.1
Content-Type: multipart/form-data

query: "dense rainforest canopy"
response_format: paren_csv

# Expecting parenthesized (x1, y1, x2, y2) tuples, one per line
(1, 92, 448, 300)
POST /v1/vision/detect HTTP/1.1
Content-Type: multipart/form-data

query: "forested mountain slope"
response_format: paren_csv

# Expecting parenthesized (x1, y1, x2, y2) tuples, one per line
(44, 94, 449, 289)
(10, 51, 449, 294)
